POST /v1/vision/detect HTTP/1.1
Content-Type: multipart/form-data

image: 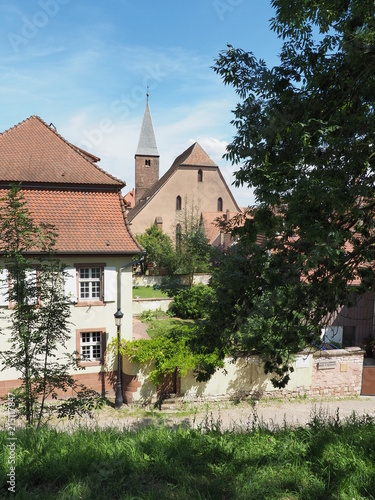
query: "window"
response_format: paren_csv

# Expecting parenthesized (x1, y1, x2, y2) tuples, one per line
(77, 329, 106, 365)
(217, 197, 223, 212)
(145, 159, 151, 166)
(0, 267, 39, 307)
(64, 265, 117, 305)
(176, 195, 182, 211)
(79, 267, 102, 301)
(198, 169, 203, 182)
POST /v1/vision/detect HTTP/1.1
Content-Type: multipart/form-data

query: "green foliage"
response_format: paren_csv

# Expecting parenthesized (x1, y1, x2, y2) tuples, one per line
(1, 412, 374, 499)
(169, 284, 214, 320)
(114, 321, 223, 386)
(0, 186, 87, 428)
(136, 224, 177, 275)
(197, 241, 319, 387)
(203, 1, 375, 385)
(175, 199, 212, 281)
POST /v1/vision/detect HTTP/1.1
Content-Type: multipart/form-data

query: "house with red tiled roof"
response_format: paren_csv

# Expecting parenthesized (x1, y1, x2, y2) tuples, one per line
(0, 115, 143, 400)
(127, 101, 242, 245)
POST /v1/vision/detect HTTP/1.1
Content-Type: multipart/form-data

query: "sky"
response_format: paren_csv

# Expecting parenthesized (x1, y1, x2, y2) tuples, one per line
(0, 0, 282, 208)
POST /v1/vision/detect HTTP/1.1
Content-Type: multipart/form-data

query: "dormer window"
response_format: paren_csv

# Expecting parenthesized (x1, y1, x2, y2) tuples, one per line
(198, 169, 203, 182)
(145, 159, 151, 166)
(176, 195, 182, 211)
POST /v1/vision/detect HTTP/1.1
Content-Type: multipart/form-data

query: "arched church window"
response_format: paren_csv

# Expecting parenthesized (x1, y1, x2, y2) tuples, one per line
(217, 197, 223, 212)
(198, 169, 203, 182)
(176, 195, 182, 210)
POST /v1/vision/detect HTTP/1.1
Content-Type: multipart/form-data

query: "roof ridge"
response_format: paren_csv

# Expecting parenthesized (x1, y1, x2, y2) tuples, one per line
(1, 115, 124, 186)
(0, 114, 37, 138)
(34, 116, 125, 186)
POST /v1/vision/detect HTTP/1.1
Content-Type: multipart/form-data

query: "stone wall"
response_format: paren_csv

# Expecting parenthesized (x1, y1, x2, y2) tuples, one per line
(133, 273, 211, 288)
(124, 348, 365, 404)
(311, 347, 364, 397)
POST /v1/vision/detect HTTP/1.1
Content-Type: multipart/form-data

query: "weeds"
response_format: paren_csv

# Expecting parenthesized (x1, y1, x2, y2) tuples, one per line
(1, 410, 374, 499)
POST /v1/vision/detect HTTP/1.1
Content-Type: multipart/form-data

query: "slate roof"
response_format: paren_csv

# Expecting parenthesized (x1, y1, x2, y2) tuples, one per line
(129, 142, 240, 220)
(135, 102, 159, 157)
(0, 115, 124, 187)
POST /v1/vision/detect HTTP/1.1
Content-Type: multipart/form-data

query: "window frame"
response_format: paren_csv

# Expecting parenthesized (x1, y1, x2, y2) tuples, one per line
(75, 263, 105, 306)
(76, 328, 106, 366)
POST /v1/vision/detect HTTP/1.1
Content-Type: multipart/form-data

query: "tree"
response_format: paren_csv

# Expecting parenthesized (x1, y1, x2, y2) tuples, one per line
(0, 186, 85, 427)
(197, 1, 375, 385)
(136, 224, 177, 275)
(175, 198, 211, 283)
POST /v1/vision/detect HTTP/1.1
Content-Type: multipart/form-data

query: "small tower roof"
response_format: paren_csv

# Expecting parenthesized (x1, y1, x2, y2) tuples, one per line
(135, 100, 159, 157)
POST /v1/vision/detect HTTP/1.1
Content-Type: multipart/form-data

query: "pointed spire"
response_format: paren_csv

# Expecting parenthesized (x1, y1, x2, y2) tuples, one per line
(136, 95, 159, 157)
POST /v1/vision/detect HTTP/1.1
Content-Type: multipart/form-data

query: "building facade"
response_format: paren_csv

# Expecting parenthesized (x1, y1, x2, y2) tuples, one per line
(0, 115, 142, 398)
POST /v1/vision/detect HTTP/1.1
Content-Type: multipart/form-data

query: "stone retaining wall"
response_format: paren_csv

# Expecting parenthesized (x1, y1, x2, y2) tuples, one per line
(311, 347, 364, 397)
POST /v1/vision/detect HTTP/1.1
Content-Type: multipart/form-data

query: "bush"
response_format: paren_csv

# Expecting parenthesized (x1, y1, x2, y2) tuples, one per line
(169, 284, 213, 319)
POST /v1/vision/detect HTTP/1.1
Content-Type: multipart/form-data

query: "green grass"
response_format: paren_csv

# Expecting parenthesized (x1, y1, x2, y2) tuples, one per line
(132, 286, 170, 299)
(1, 412, 374, 499)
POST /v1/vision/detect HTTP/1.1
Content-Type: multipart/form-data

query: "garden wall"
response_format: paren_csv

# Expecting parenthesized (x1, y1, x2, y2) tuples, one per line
(122, 348, 365, 403)
(133, 273, 211, 288)
(132, 298, 172, 315)
(311, 347, 364, 397)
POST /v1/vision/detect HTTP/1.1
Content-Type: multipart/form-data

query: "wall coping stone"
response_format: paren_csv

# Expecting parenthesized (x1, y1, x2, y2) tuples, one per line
(313, 347, 364, 358)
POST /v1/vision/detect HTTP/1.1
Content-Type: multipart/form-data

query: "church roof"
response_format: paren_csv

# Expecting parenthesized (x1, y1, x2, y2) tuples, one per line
(173, 142, 217, 168)
(0, 115, 124, 187)
(135, 101, 159, 157)
(128, 142, 240, 220)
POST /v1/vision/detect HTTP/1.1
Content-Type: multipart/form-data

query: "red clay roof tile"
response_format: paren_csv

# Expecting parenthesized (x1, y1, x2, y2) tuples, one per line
(0, 116, 123, 186)
(0, 188, 142, 254)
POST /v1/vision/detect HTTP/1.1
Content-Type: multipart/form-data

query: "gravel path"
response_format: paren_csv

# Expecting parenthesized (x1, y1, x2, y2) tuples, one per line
(46, 395, 375, 433)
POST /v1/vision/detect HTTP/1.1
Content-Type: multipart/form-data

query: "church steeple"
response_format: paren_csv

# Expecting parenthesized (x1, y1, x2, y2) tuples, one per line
(135, 96, 159, 204)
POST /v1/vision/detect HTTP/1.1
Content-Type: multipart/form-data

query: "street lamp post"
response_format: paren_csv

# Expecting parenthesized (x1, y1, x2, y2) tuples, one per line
(114, 308, 124, 409)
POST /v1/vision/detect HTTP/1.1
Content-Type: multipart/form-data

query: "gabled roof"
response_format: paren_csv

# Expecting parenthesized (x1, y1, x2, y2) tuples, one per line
(129, 142, 240, 220)
(0, 115, 124, 187)
(135, 102, 159, 157)
(176, 142, 217, 168)
(0, 188, 142, 254)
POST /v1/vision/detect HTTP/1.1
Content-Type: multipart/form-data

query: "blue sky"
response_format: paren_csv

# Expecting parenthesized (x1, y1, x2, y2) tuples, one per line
(0, 0, 282, 207)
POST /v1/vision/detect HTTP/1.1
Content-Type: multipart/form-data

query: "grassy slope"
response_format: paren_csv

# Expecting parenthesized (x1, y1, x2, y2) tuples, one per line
(1, 413, 374, 499)
(132, 286, 170, 299)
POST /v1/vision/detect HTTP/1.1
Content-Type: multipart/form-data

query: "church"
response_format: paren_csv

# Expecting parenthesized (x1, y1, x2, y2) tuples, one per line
(126, 98, 242, 246)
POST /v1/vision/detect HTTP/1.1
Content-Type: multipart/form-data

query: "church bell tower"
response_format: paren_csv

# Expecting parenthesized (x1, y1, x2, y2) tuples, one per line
(134, 93, 159, 204)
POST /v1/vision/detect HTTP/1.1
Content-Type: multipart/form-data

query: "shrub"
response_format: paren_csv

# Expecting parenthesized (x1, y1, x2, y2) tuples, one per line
(169, 284, 213, 319)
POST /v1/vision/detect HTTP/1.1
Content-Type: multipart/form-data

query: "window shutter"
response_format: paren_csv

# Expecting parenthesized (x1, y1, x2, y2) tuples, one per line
(64, 268, 77, 302)
(104, 267, 117, 302)
(25, 269, 37, 305)
(0, 269, 8, 306)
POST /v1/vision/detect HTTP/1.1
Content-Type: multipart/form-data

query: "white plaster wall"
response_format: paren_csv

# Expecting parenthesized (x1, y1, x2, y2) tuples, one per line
(126, 354, 314, 403)
(0, 256, 134, 382)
